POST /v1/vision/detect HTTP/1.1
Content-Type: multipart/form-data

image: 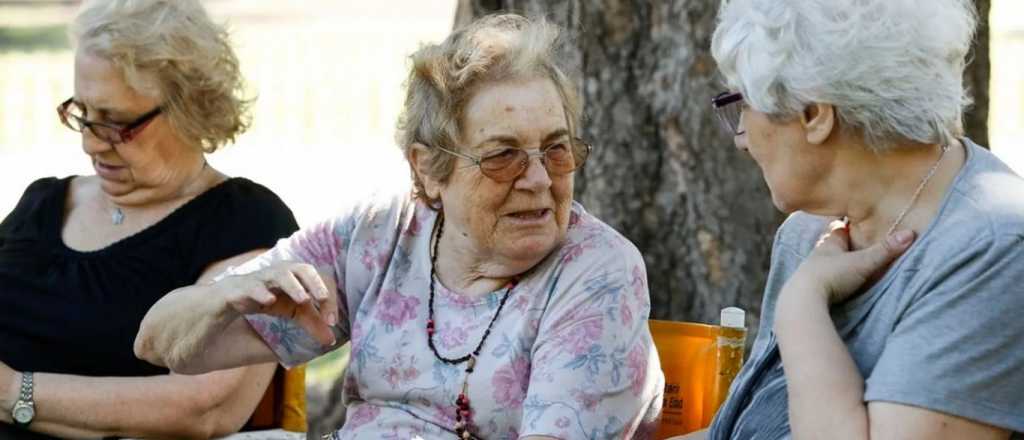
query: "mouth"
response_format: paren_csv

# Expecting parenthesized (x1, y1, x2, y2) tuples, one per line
(505, 208, 552, 222)
(94, 160, 127, 179)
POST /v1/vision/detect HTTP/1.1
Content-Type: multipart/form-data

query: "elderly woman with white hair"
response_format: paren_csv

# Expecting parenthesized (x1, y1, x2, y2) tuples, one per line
(679, 0, 1024, 439)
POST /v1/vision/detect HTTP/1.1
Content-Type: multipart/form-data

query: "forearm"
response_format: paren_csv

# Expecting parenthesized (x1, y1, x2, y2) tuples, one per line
(775, 281, 869, 440)
(135, 283, 243, 372)
(13, 365, 274, 440)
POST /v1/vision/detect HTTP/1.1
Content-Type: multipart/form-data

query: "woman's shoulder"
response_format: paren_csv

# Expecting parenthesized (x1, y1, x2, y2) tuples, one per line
(557, 202, 645, 267)
(1, 176, 73, 234)
(946, 141, 1024, 239)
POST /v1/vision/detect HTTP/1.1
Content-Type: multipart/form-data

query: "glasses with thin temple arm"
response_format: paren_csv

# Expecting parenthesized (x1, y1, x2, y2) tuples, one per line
(711, 91, 745, 136)
(432, 138, 592, 182)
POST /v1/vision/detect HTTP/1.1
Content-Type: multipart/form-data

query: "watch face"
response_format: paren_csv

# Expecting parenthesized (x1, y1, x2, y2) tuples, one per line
(12, 404, 34, 424)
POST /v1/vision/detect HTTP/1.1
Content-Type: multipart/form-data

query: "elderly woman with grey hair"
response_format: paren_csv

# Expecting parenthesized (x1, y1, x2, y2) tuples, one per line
(0, 0, 298, 438)
(135, 14, 664, 440)
(675, 1, 1024, 440)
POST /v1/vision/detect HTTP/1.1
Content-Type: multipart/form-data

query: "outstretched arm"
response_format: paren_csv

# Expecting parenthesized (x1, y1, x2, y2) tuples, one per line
(135, 250, 339, 374)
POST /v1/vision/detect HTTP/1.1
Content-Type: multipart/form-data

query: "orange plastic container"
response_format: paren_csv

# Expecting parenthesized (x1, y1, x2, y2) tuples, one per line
(649, 317, 746, 439)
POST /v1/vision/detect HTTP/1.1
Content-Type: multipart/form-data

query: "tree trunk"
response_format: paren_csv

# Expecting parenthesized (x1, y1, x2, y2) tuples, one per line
(965, 0, 990, 147)
(457, 0, 784, 333)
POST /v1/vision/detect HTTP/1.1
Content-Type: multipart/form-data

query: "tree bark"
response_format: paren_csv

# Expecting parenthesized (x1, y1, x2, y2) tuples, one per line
(964, 0, 990, 147)
(457, 0, 784, 332)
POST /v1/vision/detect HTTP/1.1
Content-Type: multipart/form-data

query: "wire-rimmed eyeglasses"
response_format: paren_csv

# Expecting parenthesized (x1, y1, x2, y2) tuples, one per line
(432, 138, 592, 182)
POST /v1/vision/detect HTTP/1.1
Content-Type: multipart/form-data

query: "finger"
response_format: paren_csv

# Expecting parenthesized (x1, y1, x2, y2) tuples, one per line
(292, 264, 330, 303)
(270, 271, 312, 306)
(292, 301, 337, 346)
(852, 229, 916, 276)
(294, 266, 338, 327)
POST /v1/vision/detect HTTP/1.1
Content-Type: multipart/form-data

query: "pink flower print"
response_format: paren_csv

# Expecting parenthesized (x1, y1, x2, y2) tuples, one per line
(560, 241, 589, 264)
(382, 354, 421, 389)
(558, 310, 604, 356)
(430, 401, 458, 427)
(627, 344, 648, 396)
(510, 291, 531, 312)
(294, 221, 342, 268)
(347, 403, 380, 429)
(631, 265, 647, 302)
(440, 288, 476, 309)
(383, 366, 402, 388)
(573, 388, 602, 411)
(620, 301, 634, 327)
(438, 322, 469, 350)
(491, 355, 531, 409)
(375, 289, 420, 328)
(404, 212, 423, 237)
(359, 239, 390, 271)
(402, 364, 420, 382)
(569, 210, 581, 227)
(555, 416, 571, 429)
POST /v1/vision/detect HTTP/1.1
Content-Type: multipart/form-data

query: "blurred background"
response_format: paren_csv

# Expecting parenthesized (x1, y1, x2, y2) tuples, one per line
(1, 0, 1021, 436)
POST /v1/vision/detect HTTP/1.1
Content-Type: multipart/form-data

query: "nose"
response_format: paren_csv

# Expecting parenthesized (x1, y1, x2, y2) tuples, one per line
(513, 154, 552, 192)
(81, 128, 113, 156)
(733, 131, 748, 151)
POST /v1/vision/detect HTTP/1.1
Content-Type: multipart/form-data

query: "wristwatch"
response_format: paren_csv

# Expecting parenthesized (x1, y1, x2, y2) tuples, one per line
(10, 372, 34, 427)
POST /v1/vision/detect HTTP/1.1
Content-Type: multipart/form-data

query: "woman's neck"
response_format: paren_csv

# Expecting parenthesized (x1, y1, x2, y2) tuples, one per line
(432, 217, 535, 297)
(829, 140, 965, 250)
(107, 159, 220, 209)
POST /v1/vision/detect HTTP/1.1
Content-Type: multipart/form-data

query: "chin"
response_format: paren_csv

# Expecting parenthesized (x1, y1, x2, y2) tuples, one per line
(502, 235, 560, 265)
(98, 178, 135, 197)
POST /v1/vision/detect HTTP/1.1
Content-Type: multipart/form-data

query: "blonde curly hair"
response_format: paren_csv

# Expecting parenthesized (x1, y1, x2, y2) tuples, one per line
(72, 0, 251, 152)
(396, 14, 582, 207)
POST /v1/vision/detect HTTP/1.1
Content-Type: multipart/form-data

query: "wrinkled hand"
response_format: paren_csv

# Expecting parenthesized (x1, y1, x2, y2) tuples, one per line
(786, 219, 916, 305)
(219, 261, 338, 346)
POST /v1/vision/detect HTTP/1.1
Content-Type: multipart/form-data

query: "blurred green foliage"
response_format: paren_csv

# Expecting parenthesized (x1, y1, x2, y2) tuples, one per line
(0, 25, 68, 52)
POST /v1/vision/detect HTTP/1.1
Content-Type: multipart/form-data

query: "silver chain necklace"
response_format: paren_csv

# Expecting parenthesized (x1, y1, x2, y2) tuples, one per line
(884, 144, 950, 236)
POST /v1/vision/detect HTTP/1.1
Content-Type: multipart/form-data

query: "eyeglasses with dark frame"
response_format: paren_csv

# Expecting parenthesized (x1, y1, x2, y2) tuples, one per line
(432, 137, 592, 182)
(711, 91, 745, 135)
(57, 97, 163, 145)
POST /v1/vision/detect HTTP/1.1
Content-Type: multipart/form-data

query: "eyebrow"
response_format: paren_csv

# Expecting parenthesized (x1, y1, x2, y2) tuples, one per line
(472, 128, 570, 150)
(73, 98, 134, 121)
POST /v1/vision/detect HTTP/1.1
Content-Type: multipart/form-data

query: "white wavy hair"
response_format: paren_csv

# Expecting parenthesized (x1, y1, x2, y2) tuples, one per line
(711, 0, 977, 151)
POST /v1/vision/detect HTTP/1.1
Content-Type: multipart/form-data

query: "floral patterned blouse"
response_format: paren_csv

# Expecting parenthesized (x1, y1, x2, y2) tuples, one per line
(235, 192, 664, 439)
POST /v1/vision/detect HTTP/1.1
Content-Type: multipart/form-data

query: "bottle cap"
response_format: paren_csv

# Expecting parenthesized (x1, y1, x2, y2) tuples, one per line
(720, 307, 745, 328)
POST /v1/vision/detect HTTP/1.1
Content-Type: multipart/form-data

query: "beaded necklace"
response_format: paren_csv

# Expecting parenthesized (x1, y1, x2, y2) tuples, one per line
(427, 215, 517, 440)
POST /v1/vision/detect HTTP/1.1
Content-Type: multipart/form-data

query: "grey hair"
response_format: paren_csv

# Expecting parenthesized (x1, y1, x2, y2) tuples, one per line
(711, 0, 977, 151)
(395, 13, 581, 207)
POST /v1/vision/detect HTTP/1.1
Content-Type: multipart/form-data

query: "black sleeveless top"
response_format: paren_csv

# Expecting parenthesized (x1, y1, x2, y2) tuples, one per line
(0, 176, 298, 437)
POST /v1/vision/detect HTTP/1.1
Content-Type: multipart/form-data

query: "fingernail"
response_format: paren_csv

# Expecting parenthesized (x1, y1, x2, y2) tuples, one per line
(327, 312, 337, 326)
(889, 230, 914, 247)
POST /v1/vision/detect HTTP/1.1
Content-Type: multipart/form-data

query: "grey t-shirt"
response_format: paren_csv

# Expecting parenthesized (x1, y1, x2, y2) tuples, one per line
(709, 140, 1024, 439)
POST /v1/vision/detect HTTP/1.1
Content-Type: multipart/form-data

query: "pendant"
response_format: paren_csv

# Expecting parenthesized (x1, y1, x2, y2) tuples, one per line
(112, 207, 125, 225)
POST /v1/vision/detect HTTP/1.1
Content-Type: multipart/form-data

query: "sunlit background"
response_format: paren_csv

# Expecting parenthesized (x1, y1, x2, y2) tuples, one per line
(1, 0, 1022, 408)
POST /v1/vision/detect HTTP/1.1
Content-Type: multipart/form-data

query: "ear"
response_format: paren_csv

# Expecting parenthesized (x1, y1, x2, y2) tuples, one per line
(800, 103, 836, 145)
(407, 143, 443, 201)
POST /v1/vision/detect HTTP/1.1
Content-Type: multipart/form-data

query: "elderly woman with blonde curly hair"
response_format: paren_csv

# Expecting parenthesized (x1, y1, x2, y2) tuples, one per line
(677, 1, 1024, 440)
(0, 1, 298, 438)
(135, 13, 664, 440)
